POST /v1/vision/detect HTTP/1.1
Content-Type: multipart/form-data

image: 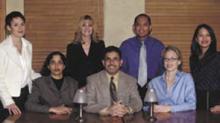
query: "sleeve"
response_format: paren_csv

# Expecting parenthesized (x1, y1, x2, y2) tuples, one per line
(0, 49, 14, 107)
(84, 77, 107, 113)
(25, 80, 50, 113)
(119, 42, 129, 73)
(31, 70, 41, 81)
(156, 42, 165, 76)
(96, 41, 105, 71)
(66, 44, 77, 78)
(127, 80, 143, 112)
(171, 74, 196, 112)
(143, 80, 154, 111)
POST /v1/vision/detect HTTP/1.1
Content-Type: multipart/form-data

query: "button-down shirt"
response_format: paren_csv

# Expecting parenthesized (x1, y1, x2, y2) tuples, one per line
(120, 36, 164, 80)
(147, 71, 196, 112)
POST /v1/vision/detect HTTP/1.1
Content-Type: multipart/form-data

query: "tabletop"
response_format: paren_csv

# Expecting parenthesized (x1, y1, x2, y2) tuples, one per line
(2, 110, 220, 123)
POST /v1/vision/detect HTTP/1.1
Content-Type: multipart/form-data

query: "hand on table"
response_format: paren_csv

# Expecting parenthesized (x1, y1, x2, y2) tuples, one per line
(49, 105, 72, 115)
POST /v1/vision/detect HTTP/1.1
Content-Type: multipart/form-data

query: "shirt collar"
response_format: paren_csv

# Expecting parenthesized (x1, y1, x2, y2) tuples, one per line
(105, 71, 119, 82)
(160, 70, 182, 84)
(135, 36, 151, 46)
(8, 35, 28, 48)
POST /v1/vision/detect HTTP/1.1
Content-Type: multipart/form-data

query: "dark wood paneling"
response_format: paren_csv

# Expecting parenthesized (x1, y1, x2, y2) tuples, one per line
(24, 0, 103, 71)
(146, 0, 220, 71)
(0, 0, 5, 41)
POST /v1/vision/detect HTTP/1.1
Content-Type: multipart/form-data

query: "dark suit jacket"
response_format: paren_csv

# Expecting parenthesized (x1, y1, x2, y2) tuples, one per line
(66, 41, 105, 88)
(25, 76, 78, 113)
(85, 70, 143, 113)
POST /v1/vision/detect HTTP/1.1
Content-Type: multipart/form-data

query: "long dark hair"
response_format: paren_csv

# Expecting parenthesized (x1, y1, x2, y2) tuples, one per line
(40, 51, 69, 76)
(191, 24, 217, 57)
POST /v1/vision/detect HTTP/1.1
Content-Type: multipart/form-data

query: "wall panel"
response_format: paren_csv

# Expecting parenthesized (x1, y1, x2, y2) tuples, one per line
(146, 0, 220, 71)
(24, 0, 103, 71)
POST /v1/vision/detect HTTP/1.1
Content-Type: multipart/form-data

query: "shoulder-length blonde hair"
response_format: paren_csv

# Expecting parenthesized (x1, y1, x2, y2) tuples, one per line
(73, 15, 100, 44)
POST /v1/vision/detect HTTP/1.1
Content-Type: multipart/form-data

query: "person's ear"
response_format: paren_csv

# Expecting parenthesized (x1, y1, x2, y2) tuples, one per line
(120, 59, 123, 66)
(149, 25, 152, 35)
(132, 24, 136, 34)
(6, 25, 11, 32)
(178, 60, 181, 65)
(102, 60, 105, 66)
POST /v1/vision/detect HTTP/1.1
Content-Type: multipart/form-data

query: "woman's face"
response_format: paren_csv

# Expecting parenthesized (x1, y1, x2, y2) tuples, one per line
(81, 19, 93, 37)
(7, 17, 25, 38)
(196, 27, 211, 50)
(163, 50, 181, 72)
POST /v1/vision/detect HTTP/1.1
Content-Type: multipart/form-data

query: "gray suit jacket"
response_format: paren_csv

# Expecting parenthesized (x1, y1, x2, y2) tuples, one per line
(85, 70, 142, 113)
(25, 76, 78, 113)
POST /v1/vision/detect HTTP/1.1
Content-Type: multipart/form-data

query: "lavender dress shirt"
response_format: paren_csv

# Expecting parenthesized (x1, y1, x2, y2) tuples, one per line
(120, 36, 164, 80)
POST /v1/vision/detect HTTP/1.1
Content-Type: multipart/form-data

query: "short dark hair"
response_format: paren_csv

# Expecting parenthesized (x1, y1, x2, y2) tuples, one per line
(5, 11, 25, 28)
(103, 46, 121, 59)
(191, 24, 217, 57)
(134, 13, 151, 26)
(40, 51, 68, 76)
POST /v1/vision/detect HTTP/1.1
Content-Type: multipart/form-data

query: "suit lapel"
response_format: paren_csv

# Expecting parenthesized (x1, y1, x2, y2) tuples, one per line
(22, 40, 32, 70)
(60, 77, 69, 92)
(117, 71, 126, 101)
(3, 36, 22, 68)
(100, 71, 111, 105)
(47, 77, 60, 95)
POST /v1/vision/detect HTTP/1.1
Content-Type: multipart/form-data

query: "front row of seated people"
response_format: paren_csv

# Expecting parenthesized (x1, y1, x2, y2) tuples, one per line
(23, 46, 195, 116)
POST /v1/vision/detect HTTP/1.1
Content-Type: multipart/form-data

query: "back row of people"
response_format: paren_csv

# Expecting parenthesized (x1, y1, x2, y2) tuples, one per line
(0, 11, 220, 117)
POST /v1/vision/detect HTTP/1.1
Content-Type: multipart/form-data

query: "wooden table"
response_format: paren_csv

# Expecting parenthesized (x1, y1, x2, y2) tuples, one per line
(3, 110, 220, 123)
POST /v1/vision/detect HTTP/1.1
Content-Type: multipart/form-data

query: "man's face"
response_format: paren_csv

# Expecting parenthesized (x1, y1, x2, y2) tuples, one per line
(102, 52, 123, 75)
(48, 55, 65, 77)
(133, 16, 151, 40)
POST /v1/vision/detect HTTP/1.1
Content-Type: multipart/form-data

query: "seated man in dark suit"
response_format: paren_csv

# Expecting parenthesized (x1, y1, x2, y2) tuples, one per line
(25, 51, 78, 114)
(85, 46, 142, 117)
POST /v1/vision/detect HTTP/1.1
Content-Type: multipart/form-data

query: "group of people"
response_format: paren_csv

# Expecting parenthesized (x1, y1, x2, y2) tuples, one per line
(1, 11, 220, 119)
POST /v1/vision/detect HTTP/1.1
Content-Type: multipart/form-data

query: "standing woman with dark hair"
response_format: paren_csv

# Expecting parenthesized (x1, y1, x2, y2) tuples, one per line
(190, 24, 220, 111)
(66, 15, 105, 88)
(0, 11, 40, 116)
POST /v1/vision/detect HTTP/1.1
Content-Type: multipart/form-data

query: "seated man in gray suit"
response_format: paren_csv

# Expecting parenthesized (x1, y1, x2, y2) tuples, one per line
(25, 51, 78, 114)
(85, 46, 142, 117)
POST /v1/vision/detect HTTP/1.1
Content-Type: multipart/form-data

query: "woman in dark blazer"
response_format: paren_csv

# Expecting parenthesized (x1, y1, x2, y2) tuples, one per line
(66, 15, 105, 88)
(190, 24, 220, 111)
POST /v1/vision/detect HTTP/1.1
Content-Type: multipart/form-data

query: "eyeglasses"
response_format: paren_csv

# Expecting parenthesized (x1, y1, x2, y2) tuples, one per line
(163, 57, 179, 62)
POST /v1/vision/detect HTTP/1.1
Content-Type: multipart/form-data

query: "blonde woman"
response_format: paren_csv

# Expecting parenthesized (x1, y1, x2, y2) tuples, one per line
(66, 15, 105, 88)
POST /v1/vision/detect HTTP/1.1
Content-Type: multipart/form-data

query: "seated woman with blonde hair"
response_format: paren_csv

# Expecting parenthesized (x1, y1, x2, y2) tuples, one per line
(146, 46, 196, 112)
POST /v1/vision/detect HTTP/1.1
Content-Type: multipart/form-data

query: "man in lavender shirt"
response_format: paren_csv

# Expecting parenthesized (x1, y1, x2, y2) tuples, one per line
(120, 13, 164, 101)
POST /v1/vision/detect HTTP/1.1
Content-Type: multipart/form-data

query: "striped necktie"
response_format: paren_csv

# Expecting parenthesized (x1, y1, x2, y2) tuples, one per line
(110, 76, 117, 103)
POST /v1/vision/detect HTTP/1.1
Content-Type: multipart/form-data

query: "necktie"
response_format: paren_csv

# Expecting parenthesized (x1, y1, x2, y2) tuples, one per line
(110, 76, 117, 103)
(138, 41, 148, 87)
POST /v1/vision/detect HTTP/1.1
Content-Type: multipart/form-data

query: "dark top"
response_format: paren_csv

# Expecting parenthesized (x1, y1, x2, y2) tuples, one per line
(190, 52, 220, 91)
(51, 77, 64, 91)
(66, 40, 105, 88)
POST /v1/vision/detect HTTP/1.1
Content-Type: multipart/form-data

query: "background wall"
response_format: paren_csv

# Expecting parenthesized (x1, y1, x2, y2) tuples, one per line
(103, 0, 144, 46)
(1, 0, 220, 72)
(146, 0, 220, 71)
(24, 0, 103, 71)
(6, 0, 24, 14)
(0, 0, 5, 41)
